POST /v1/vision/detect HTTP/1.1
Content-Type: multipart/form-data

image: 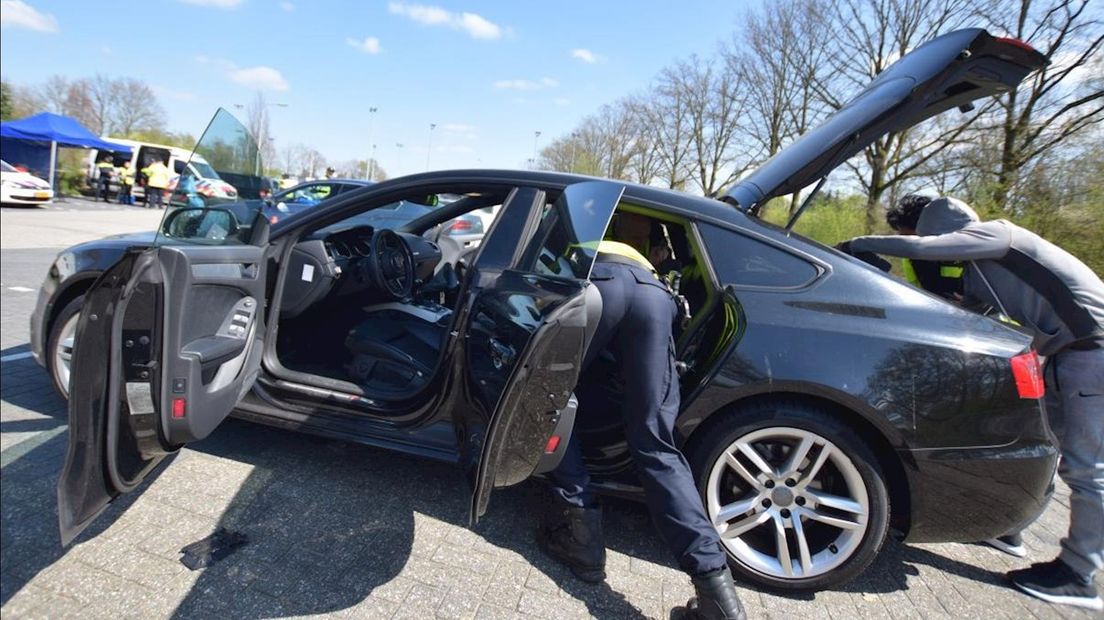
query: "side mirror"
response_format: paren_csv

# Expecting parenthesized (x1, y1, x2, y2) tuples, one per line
(162, 207, 240, 242)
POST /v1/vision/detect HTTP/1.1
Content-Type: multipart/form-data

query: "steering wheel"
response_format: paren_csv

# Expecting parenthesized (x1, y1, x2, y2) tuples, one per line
(369, 230, 416, 299)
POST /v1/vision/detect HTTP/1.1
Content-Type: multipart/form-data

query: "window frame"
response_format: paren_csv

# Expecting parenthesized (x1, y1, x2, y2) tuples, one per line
(696, 222, 826, 292)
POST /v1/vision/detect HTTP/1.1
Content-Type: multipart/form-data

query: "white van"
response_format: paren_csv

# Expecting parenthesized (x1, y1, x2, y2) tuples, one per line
(86, 138, 237, 203)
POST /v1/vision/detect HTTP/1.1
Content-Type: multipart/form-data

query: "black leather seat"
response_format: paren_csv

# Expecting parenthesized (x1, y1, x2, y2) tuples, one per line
(345, 308, 447, 390)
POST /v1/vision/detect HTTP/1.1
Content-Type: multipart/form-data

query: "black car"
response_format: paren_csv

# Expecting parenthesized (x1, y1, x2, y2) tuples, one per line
(38, 29, 1055, 591)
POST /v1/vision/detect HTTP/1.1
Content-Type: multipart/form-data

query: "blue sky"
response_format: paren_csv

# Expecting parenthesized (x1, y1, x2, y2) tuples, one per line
(1, 0, 755, 177)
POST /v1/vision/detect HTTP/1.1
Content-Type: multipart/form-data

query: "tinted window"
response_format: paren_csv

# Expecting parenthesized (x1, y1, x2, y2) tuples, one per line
(517, 181, 623, 280)
(699, 223, 818, 288)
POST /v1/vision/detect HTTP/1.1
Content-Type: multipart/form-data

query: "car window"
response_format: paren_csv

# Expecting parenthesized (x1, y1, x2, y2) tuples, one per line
(173, 160, 186, 175)
(283, 183, 335, 204)
(699, 223, 819, 288)
(517, 183, 622, 280)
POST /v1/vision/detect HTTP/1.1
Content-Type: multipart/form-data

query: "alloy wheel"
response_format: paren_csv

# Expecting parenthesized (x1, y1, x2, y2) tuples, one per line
(705, 426, 870, 580)
(53, 312, 79, 398)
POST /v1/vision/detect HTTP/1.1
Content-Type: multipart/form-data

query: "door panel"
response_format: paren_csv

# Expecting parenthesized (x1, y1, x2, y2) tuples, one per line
(454, 181, 624, 523)
(58, 244, 267, 545)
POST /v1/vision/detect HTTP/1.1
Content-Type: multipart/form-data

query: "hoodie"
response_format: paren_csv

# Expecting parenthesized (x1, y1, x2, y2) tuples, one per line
(850, 197, 1104, 356)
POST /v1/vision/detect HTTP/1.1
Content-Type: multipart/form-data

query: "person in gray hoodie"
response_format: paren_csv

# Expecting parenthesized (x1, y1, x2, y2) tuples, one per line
(846, 196, 1104, 611)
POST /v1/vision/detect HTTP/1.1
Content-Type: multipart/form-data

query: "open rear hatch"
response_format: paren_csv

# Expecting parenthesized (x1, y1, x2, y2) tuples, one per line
(724, 28, 1046, 218)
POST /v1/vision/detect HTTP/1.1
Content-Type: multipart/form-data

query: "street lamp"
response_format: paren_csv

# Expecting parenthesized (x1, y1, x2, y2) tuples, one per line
(366, 107, 378, 180)
(395, 142, 405, 172)
(370, 143, 378, 180)
(533, 130, 542, 169)
(569, 131, 578, 173)
(426, 123, 437, 171)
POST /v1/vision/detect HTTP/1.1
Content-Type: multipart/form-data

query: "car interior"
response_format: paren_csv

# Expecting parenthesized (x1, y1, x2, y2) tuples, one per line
(268, 185, 715, 408)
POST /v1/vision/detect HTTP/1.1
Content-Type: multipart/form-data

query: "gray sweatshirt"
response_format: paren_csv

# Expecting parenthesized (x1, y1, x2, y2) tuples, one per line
(851, 197, 1104, 356)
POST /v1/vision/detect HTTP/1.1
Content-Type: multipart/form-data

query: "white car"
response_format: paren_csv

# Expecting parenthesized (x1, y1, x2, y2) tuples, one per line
(0, 160, 54, 206)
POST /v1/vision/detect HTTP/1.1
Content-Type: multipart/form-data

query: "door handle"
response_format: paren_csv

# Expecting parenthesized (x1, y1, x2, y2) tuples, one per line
(488, 338, 516, 370)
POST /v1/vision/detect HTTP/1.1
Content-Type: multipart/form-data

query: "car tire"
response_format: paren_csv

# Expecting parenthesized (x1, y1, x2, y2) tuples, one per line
(46, 296, 84, 401)
(686, 401, 890, 591)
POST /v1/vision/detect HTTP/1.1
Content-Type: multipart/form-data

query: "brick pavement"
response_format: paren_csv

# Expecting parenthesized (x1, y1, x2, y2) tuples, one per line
(2, 246, 1100, 619)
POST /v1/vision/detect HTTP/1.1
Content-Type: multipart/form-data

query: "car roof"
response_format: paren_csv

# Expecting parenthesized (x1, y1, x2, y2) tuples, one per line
(368, 169, 744, 226)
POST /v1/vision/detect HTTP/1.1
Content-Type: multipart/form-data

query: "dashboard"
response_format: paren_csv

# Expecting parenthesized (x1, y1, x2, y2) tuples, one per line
(279, 225, 443, 319)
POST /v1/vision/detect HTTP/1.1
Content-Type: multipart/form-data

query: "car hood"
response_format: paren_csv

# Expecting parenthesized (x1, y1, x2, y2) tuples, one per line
(725, 28, 1046, 216)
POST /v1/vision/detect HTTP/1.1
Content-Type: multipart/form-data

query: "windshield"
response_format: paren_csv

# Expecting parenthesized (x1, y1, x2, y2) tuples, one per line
(0, 160, 15, 173)
(189, 160, 220, 179)
(156, 108, 264, 246)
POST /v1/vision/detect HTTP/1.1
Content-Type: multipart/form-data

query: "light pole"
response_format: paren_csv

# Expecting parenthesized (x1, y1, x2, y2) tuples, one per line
(365, 107, 378, 180)
(425, 123, 437, 171)
(395, 143, 404, 173)
(569, 131, 578, 173)
(370, 143, 378, 180)
(532, 130, 542, 169)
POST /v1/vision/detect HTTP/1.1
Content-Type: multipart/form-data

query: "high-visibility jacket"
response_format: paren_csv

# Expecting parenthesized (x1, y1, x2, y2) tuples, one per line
(116, 166, 135, 186)
(595, 240, 656, 274)
(96, 161, 115, 179)
(901, 258, 964, 299)
(142, 161, 170, 189)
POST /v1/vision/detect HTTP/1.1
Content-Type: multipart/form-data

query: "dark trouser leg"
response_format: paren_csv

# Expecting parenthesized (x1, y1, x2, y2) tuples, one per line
(614, 267, 727, 576)
(1051, 349, 1104, 579)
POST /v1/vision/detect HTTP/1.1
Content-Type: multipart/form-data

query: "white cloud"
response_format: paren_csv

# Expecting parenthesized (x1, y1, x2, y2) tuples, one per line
(570, 48, 604, 64)
(0, 1, 58, 33)
(493, 77, 558, 91)
(177, 0, 244, 8)
(279, 1, 294, 10)
(346, 36, 382, 54)
(387, 2, 503, 40)
(196, 55, 290, 90)
(229, 66, 289, 91)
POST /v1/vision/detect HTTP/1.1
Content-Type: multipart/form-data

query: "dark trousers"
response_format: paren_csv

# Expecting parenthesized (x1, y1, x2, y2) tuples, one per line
(96, 176, 111, 201)
(118, 184, 131, 205)
(147, 187, 164, 209)
(549, 261, 728, 575)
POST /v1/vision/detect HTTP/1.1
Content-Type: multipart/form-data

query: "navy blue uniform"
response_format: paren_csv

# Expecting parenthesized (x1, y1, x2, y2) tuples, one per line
(550, 259, 728, 575)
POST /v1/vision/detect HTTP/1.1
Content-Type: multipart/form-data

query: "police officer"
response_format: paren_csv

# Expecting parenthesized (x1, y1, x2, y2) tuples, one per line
(95, 157, 115, 202)
(846, 197, 1104, 611)
(116, 161, 135, 205)
(540, 213, 746, 620)
(141, 158, 170, 209)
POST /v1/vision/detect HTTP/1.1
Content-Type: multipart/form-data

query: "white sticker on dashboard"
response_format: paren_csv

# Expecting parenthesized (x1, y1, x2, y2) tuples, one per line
(302, 264, 314, 282)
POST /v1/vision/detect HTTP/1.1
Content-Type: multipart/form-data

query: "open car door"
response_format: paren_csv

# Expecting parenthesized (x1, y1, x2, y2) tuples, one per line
(58, 109, 271, 545)
(456, 181, 623, 523)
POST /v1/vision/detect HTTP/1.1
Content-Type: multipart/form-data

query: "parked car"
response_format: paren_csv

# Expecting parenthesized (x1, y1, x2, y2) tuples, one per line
(42, 29, 1055, 591)
(1, 159, 53, 205)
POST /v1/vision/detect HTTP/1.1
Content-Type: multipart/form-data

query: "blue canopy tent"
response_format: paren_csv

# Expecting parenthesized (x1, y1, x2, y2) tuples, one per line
(0, 113, 132, 192)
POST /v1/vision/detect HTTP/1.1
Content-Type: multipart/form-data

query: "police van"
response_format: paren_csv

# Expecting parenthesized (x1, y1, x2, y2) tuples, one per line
(85, 138, 236, 203)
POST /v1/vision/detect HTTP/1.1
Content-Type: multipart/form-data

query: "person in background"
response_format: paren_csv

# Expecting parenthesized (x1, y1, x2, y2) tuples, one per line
(279, 173, 296, 190)
(95, 157, 115, 203)
(142, 158, 170, 209)
(323, 166, 336, 179)
(844, 196, 1104, 611)
(116, 161, 134, 205)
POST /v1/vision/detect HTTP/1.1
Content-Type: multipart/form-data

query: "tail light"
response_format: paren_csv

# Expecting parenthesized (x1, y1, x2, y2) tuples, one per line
(447, 219, 474, 232)
(995, 37, 1039, 54)
(1010, 351, 1045, 399)
(544, 435, 561, 454)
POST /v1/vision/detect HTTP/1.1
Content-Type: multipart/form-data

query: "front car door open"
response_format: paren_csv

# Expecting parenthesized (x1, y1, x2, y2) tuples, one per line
(58, 109, 271, 545)
(454, 181, 624, 524)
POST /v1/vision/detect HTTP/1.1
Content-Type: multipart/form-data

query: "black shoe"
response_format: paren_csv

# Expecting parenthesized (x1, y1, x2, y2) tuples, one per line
(984, 533, 1027, 558)
(687, 567, 746, 620)
(1009, 559, 1102, 611)
(537, 504, 606, 583)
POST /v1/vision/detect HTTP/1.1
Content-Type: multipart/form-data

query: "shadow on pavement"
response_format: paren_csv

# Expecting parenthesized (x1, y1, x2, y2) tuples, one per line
(0, 350, 1006, 618)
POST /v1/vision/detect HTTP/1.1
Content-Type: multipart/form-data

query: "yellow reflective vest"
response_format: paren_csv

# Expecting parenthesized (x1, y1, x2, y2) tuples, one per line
(142, 161, 170, 189)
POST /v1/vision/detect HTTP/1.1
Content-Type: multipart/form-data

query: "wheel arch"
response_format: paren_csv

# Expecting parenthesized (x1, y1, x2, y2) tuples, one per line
(682, 391, 913, 538)
(46, 274, 100, 340)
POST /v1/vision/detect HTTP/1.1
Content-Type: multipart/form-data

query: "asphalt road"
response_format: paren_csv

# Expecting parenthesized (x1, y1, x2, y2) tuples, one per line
(0, 197, 1098, 619)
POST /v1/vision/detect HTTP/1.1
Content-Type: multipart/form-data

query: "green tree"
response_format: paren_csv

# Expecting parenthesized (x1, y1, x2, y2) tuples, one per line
(0, 80, 12, 120)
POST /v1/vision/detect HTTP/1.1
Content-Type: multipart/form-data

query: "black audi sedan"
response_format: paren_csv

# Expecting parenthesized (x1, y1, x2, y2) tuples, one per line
(37, 29, 1055, 591)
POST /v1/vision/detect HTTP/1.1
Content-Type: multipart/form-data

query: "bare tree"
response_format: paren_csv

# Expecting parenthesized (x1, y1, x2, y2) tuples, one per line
(676, 55, 752, 196)
(977, 0, 1104, 210)
(639, 69, 694, 189)
(109, 78, 165, 135)
(818, 0, 975, 232)
(246, 92, 280, 170)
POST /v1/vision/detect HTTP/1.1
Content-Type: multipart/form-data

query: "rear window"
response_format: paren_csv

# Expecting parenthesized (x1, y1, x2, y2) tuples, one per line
(699, 223, 819, 288)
